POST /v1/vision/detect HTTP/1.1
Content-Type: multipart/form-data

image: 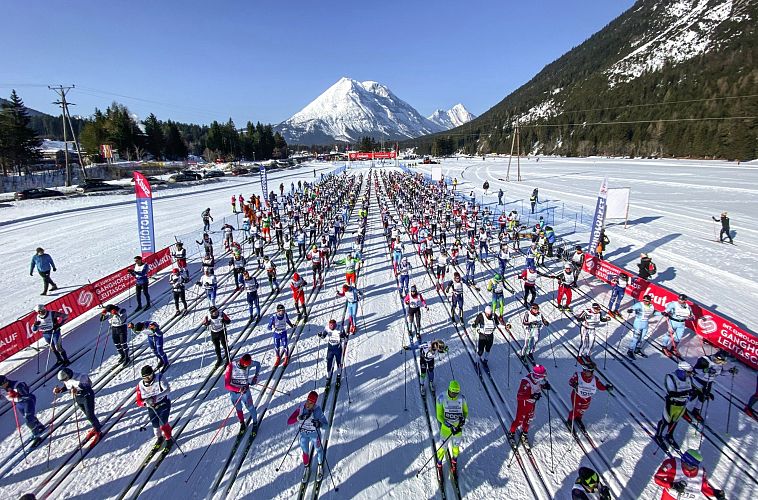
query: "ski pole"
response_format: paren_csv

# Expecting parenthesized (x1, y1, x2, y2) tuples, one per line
(147, 403, 186, 457)
(254, 382, 291, 397)
(274, 421, 305, 471)
(314, 336, 322, 389)
(47, 393, 58, 469)
(403, 342, 408, 412)
(36, 343, 40, 374)
(73, 402, 85, 465)
(99, 325, 113, 367)
(726, 369, 736, 435)
(10, 401, 28, 462)
(200, 327, 209, 370)
(416, 432, 454, 477)
(43, 343, 52, 387)
(186, 393, 245, 481)
(547, 326, 558, 368)
(603, 322, 609, 370)
(317, 428, 340, 492)
(445, 350, 456, 380)
(546, 387, 555, 474)
(91, 318, 105, 371)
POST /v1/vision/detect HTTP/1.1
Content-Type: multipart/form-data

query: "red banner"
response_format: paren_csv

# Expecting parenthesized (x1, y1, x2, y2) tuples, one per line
(0, 247, 173, 363)
(348, 151, 396, 160)
(583, 256, 758, 369)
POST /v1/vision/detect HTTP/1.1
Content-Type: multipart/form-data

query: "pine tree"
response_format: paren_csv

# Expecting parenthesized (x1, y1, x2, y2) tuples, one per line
(143, 113, 165, 160)
(163, 121, 188, 160)
(0, 90, 42, 175)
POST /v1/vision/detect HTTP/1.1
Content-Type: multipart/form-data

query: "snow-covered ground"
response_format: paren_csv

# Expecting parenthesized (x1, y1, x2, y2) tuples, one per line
(0, 158, 754, 499)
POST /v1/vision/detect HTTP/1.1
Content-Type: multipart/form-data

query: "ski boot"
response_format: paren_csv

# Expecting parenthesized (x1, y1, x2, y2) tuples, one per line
(690, 408, 704, 423)
(635, 348, 648, 358)
(626, 349, 636, 360)
(316, 463, 324, 481)
(435, 460, 444, 481)
(29, 435, 45, 449)
(160, 361, 170, 373)
(574, 417, 586, 432)
(665, 434, 680, 451)
(239, 420, 247, 432)
(215, 357, 224, 368)
(450, 457, 458, 476)
(282, 354, 289, 367)
(274, 355, 281, 367)
(745, 406, 757, 421)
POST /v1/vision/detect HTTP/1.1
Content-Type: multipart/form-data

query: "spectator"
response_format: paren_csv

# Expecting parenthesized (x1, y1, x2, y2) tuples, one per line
(637, 253, 657, 280)
(30, 247, 58, 296)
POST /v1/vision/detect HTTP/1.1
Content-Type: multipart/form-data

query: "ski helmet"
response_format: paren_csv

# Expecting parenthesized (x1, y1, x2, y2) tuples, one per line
(57, 368, 73, 381)
(484, 305, 493, 316)
(494, 273, 502, 282)
(577, 466, 599, 488)
(141, 365, 154, 378)
(532, 364, 547, 379)
(293, 272, 300, 281)
(448, 380, 461, 394)
(678, 294, 688, 302)
(239, 353, 252, 368)
(306, 390, 319, 404)
(713, 350, 728, 364)
(176, 241, 183, 248)
(677, 361, 693, 372)
(34, 304, 46, 313)
(681, 449, 702, 467)
(172, 268, 180, 275)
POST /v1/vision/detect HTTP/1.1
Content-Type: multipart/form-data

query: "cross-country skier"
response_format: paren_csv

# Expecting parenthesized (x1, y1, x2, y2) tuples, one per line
(200, 306, 231, 368)
(653, 449, 725, 500)
(196, 268, 218, 307)
(572, 467, 611, 500)
(654, 361, 695, 452)
(404, 284, 428, 340)
(435, 380, 468, 476)
(566, 361, 612, 432)
(661, 294, 694, 358)
(574, 303, 611, 365)
(486, 273, 506, 318)
(129, 321, 170, 372)
(444, 271, 464, 323)
(228, 250, 247, 290)
(496, 242, 511, 277)
(224, 353, 261, 431)
(625, 294, 662, 359)
(242, 271, 260, 320)
(129, 256, 151, 311)
(136, 365, 172, 444)
(201, 208, 213, 232)
(197, 233, 214, 259)
(712, 212, 733, 244)
(509, 365, 550, 442)
(168, 268, 189, 315)
(464, 244, 477, 284)
(569, 246, 585, 282)
(553, 263, 577, 311)
(264, 256, 280, 292)
(290, 272, 308, 318)
(31, 304, 70, 366)
(100, 304, 130, 366)
(0, 375, 46, 447)
(53, 368, 102, 445)
(606, 272, 629, 317)
(336, 283, 363, 334)
(472, 306, 499, 370)
(519, 264, 541, 308)
(307, 244, 325, 288)
(520, 304, 549, 361)
(404, 340, 448, 396)
(685, 350, 735, 424)
(171, 242, 188, 277)
(398, 257, 411, 296)
(287, 391, 328, 479)
(268, 304, 295, 366)
(318, 319, 347, 382)
(30, 247, 58, 296)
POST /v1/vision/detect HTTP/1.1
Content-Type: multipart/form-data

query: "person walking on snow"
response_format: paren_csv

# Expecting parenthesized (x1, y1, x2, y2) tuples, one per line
(654, 361, 695, 452)
(435, 380, 468, 475)
(0, 375, 46, 448)
(653, 449, 725, 500)
(224, 353, 261, 431)
(637, 252, 657, 280)
(231, 195, 237, 213)
(521, 303, 550, 361)
(129, 256, 151, 311)
(287, 391, 328, 478)
(289, 272, 308, 317)
(136, 365, 173, 444)
(405, 340, 448, 396)
(200, 306, 231, 368)
(498, 188, 504, 205)
(566, 361, 612, 432)
(472, 306, 499, 370)
(336, 283, 363, 334)
(268, 304, 295, 367)
(625, 294, 661, 359)
(100, 304, 130, 366)
(53, 368, 102, 446)
(201, 208, 213, 232)
(509, 364, 550, 442)
(712, 212, 733, 244)
(661, 294, 694, 358)
(685, 350, 736, 424)
(30, 247, 58, 296)
(129, 321, 170, 372)
(31, 304, 70, 366)
(404, 284, 428, 341)
(317, 319, 347, 382)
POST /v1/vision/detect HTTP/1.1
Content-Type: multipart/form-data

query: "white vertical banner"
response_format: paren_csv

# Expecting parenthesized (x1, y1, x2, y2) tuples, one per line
(431, 166, 442, 181)
(606, 187, 631, 219)
(587, 177, 608, 256)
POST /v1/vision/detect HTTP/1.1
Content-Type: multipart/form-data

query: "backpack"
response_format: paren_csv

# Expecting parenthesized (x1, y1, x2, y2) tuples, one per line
(648, 262, 657, 275)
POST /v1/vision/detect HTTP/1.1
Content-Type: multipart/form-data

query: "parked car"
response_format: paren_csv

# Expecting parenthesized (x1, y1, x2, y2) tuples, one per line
(168, 172, 200, 183)
(180, 170, 202, 180)
(14, 188, 65, 201)
(76, 179, 123, 193)
(203, 170, 225, 179)
(130, 175, 167, 185)
(231, 168, 249, 176)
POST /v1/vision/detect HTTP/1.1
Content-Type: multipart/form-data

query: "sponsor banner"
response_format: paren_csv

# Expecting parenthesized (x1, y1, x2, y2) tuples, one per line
(259, 166, 268, 203)
(348, 151, 397, 160)
(583, 255, 758, 369)
(587, 177, 608, 257)
(606, 187, 631, 220)
(133, 171, 155, 257)
(0, 247, 173, 363)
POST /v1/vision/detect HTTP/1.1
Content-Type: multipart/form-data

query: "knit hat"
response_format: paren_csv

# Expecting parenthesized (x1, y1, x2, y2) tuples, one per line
(682, 449, 702, 467)
(306, 391, 319, 404)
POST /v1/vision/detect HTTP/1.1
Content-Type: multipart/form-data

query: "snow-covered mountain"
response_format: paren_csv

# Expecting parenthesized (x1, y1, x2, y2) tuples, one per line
(427, 104, 476, 129)
(276, 77, 445, 144)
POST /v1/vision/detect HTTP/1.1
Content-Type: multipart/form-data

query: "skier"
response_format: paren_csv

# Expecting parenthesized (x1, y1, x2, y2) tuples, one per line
(336, 283, 363, 334)
(405, 340, 447, 396)
(574, 303, 611, 365)
(464, 244, 477, 284)
(242, 271, 260, 321)
(566, 361, 612, 432)
(486, 273, 506, 318)
(572, 467, 611, 500)
(317, 319, 347, 382)
(478, 227, 490, 261)
(129, 321, 170, 372)
(284, 233, 296, 270)
(712, 212, 733, 244)
(31, 304, 70, 366)
(228, 250, 247, 290)
(287, 391, 328, 479)
(200, 306, 231, 368)
(171, 241, 188, 277)
(231, 195, 237, 213)
(529, 191, 537, 213)
(398, 257, 411, 296)
(444, 271, 464, 323)
(307, 244, 325, 288)
(268, 304, 295, 366)
(685, 350, 735, 424)
(496, 242, 511, 278)
(404, 284, 428, 340)
(472, 305, 499, 370)
(519, 264, 540, 308)
(168, 268, 189, 315)
(264, 256, 279, 292)
(52, 368, 102, 445)
(435, 380, 468, 475)
(498, 188, 504, 205)
(606, 272, 629, 316)
(196, 233, 214, 259)
(136, 365, 173, 444)
(625, 294, 662, 359)
(509, 365, 550, 441)
(196, 267, 218, 307)
(569, 246, 585, 282)
(129, 256, 151, 311)
(224, 353, 261, 431)
(637, 252, 657, 280)
(289, 272, 308, 318)
(661, 294, 694, 358)
(654, 361, 695, 452)
(653, 449, 725, 500)
(521, 303, 550, 361)
(99, 304, 130, 366)
(0, 375, 46, 447)
(30, 247, 58, 296)
(596, 229, 610, 260)
(554, 263, 577, 311)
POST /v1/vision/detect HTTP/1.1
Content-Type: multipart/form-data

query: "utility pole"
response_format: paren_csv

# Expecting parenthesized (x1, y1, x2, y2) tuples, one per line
(505, 119, 522, 182)
(49, 85, 87, 186)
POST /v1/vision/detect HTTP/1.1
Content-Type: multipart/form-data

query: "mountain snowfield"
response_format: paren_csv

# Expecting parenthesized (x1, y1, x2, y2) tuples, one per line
(276, 77, 473, 144)
(427, 104, 476, 129)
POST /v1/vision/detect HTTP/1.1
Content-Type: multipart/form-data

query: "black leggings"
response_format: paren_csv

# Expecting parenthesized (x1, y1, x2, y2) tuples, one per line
(210, 329, 229, 362)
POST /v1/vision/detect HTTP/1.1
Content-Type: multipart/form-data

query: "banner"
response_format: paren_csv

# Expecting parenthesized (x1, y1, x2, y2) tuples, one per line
(587, 177, 608, 256)
(348, 151, 397, 160)
(606, 187, 631, 220)
(431, 166, 443, 181)
(259, 166, 268, 202)
(133, 171, 155, 257)
(583, 256, 758, 369)
(100, 144, 113, 159)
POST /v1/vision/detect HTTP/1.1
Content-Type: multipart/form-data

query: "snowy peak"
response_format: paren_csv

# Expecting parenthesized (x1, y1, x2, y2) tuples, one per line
(276, 77, 445, 144)
(427, 103, 476, 129)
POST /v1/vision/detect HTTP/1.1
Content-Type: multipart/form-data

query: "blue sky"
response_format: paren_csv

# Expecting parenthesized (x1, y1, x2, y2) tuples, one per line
(2, 0, 634, 126)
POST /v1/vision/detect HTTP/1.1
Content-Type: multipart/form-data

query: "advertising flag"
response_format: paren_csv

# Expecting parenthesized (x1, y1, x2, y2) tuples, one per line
(133, 171, 156, 257)
(259, 166, 268, 205)
(587, 177, 608, 257)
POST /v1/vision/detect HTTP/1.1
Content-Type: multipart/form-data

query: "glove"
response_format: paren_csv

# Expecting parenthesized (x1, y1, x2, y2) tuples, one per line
(598, 484, 611, 500)
(626, 309, 633, 314)
(298, 412, 308, 421)
(707, 391, 715, 401)
(403, 345, 410, 350)
(713, 489, 725, 500)
(450, 425, 460, 434)
(542, 381, 552, 391)
(533, 393, 542, 401)
(239, 386, 248, 394)
(459, 417, 466, 427)
(728, 366, 739, 375)
(99, 313, 106, 322)
(146, 397, 156, 407)
(6, 390, 18, 399)
(605, 384, 614, 391)
(52, 386, 65, 395)
(251, 376, 258, 385)
(53, 267, 57, 272)
(672, 481, 686, 493)
(312, 419, 321, 428)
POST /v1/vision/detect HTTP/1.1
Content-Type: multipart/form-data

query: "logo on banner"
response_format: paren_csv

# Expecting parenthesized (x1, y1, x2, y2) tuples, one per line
(133, 171, 156, 257)
(134, 175, 152, 198)
(697, 315, 718, 335)
(77, 289, 94, 308)
(585, 259, 595, 271)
